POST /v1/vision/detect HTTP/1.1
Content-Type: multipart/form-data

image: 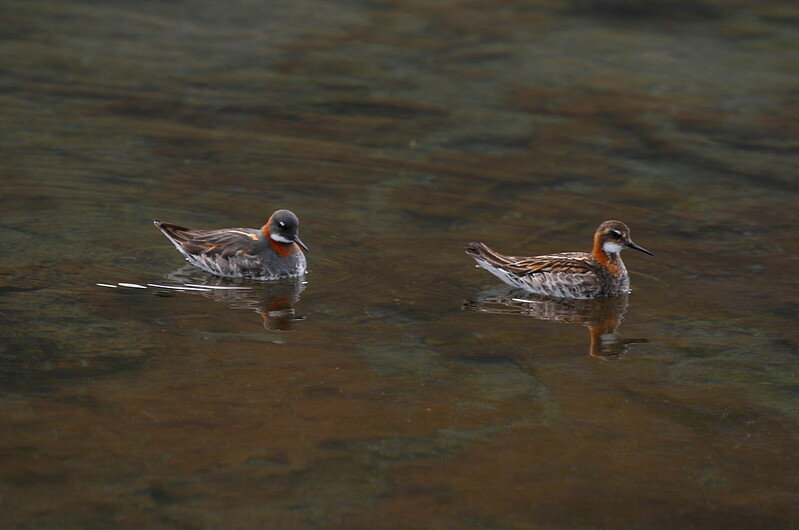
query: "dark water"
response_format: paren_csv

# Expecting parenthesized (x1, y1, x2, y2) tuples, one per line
(1, 0, 798, 527)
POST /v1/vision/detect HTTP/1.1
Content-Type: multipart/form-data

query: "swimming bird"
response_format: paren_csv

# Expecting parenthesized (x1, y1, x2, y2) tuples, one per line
(466, 220, 652, 299)
(154, 209, 308, 280)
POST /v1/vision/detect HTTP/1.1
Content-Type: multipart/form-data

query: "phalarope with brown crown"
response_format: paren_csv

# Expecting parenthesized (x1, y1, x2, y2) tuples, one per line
(154, 209, 308, 280)
(466, 220, 652, 299)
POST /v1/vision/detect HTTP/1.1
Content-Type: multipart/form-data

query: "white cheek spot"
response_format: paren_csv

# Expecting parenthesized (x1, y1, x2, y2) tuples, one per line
(603, 241, 623, 254)
(271, 233, 293, 244)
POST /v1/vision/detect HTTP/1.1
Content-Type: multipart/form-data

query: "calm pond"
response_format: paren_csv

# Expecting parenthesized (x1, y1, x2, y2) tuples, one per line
(1, 0, 797, 527)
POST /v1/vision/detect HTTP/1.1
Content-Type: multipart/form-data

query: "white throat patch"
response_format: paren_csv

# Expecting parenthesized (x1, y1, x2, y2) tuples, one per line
(603, 241, 623, 254)
(271, 233, 293, 244)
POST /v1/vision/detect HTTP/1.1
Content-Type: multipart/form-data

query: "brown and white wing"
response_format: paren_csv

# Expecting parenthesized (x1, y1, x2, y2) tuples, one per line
(516, 259, 600, 299)
(467, 243, 600, 298)
(155, 221, 267, 277)
(155, 222, 261, 257)
(154, 221, 270, 277)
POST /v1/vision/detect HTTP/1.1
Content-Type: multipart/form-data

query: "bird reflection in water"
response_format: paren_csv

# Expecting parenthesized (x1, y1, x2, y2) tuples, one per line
(164, 265, 306, 331)
(463, 286, 646, 359)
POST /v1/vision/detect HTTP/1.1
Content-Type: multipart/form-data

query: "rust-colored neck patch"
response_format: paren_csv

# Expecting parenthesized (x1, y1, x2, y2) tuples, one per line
(263, 220, 297, 257)
(592, 233, 620, 274)
(270, 238, 297, 256)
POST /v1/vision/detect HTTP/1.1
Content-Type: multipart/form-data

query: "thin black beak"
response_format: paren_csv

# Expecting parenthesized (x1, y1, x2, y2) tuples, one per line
(627, 240, 653, 256)
(293, 236, 309, 252)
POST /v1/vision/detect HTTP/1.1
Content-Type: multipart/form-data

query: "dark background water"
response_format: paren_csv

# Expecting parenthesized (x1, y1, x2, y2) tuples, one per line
(1, 0, 798, 527)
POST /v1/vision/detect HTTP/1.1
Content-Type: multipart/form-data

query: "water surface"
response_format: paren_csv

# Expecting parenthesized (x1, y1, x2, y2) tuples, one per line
(1, 0, 798, 527)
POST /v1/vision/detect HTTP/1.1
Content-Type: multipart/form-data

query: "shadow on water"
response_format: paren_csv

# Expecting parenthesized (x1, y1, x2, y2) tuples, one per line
(463, 287, 647, 360)
(163, 266, 306, 332)
(97, 265, 307, 332)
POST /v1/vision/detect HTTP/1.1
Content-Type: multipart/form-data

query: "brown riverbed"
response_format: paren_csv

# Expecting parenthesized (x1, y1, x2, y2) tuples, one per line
(1, 0, 798, 527)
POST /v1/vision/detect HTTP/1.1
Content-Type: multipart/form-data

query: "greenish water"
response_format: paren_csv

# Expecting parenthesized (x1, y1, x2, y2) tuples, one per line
(1, 0, 797, 527)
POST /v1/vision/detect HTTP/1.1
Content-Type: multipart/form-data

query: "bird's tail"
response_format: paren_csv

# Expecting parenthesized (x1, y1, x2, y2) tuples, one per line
(466, 242, 512, 267)
(153, 220, 193, 243)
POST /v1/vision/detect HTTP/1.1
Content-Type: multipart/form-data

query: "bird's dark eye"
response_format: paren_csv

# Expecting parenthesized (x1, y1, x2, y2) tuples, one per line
(610, 230, 622, 237)
(278, 221, 286, 228)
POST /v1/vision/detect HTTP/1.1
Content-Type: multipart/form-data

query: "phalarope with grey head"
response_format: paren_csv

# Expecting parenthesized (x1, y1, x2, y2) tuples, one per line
(154, 209, 308, 280)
